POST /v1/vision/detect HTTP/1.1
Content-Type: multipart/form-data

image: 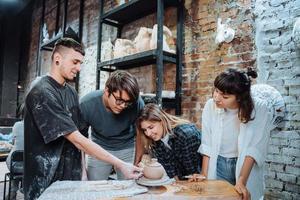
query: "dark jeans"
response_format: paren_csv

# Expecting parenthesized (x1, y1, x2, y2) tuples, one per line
(216, 155, 237, 185)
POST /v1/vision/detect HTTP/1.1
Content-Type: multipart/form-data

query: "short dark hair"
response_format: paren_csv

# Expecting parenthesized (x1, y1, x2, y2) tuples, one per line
(214, 67, 257, 123)
(105, 70, 140, 102)
(51, 37, 85, 60)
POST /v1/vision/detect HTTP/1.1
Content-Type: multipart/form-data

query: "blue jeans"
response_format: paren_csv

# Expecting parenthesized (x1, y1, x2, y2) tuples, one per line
(216, 155, 237, 185)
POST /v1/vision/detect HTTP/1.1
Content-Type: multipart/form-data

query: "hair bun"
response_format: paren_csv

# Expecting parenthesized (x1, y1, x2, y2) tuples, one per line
(246, 67, 258, 79)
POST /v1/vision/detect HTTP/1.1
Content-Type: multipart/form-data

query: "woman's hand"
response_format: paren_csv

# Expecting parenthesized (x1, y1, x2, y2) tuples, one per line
(235, 156, 255, 200)
(234, 180, 251, 200)
(187, 173, 206, 182)
(118, 161, 143, 179)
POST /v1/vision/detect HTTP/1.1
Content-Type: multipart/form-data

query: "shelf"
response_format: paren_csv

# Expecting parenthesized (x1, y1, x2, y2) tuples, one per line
(162, 97, 177, 109)
(102, 0, 179, 24)
(40, 33, 63, 51)
(98, 50, 176, 71)
(97, 0, 183, 115)
(141, 94, 176, 109)
(0, 117, 20, 126)
(0, 152, 9, 161)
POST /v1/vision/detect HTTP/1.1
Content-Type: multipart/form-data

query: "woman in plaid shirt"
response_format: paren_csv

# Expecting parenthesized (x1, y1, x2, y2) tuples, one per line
(135, 103, 202, 180)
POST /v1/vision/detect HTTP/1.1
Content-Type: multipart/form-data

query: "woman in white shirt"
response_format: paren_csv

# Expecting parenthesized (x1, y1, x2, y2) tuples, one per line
(194, 67, 285, 200)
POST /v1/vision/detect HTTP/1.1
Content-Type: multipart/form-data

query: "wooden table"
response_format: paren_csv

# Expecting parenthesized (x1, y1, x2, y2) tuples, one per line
(39, 180, 241, 200)
(116, 180, 241, 200)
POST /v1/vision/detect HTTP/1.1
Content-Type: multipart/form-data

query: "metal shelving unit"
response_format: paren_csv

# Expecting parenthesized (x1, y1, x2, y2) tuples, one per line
(97, 0, 183, 115)
(98, 50, 176, 70)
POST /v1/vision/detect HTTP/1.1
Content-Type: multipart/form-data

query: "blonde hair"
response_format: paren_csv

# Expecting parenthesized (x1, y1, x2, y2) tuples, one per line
(136, 103, 189, 150)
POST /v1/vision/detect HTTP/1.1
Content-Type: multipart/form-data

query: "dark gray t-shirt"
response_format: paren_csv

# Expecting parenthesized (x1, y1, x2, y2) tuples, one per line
(80, 90, 144, 150)
(24, 76, 82, 200)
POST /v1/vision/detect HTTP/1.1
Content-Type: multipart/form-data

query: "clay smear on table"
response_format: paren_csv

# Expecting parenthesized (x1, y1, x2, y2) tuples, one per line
(173, 183, 205, 195)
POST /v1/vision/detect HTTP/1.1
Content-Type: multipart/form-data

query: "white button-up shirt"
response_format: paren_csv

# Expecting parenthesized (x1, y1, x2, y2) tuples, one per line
(198, 84, 285, 200)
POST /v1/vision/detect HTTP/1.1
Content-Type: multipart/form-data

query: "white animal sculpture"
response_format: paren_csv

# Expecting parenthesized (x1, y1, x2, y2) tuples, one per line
(134, 27, 153, 52)
(113, 38, 136, 58)
(150, 24, 175, 53)
(101, 39, 114, 61)
(215, 18, 235, 44)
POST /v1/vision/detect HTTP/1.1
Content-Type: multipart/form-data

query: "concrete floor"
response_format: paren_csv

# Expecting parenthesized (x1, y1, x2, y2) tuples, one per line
(0, 161, 24, 200)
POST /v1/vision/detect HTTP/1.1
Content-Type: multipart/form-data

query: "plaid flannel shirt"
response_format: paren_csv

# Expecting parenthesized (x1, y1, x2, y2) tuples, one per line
(152, 123, 202, 179)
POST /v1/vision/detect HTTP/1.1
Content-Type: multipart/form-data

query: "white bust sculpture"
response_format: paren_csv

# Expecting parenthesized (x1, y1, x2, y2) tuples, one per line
(150, 24, 175, 53)
(134, 27, 153, 52)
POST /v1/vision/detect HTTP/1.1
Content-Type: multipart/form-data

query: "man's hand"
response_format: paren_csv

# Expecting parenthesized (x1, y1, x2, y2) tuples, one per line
(118, 162, 143, 179)
(235, 180, 251, 200)
(65, 131, 143, 180)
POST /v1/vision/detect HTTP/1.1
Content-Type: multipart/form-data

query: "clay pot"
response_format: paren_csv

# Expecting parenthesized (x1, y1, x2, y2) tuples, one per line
(143, 158, 165, 180)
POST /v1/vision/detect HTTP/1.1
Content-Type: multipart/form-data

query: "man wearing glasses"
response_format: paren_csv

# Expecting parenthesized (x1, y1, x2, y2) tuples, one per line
(80, 70, 144, 180)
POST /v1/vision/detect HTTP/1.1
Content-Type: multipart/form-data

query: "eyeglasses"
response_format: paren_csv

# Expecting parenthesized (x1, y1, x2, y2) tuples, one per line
(111, 92, 133, 107)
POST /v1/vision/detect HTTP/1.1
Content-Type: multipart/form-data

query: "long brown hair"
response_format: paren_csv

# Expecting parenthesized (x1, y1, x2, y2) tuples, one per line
(136, 103, 189, 149)
(214, 67, 257, 123)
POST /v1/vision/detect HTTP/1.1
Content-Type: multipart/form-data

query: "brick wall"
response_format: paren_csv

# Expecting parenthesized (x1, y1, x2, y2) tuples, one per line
(254, 0, 300, 199)
(24, 0, 299, 198)
(183, 0, 256, 125)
